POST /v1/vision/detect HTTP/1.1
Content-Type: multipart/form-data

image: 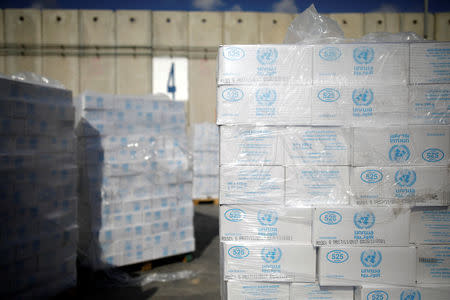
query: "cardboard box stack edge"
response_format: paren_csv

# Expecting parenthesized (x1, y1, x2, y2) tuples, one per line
(217, 42, 450, 299)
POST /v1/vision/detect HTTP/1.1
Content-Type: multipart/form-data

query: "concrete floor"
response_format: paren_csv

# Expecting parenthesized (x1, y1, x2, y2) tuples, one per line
(75, 204, 220, 299)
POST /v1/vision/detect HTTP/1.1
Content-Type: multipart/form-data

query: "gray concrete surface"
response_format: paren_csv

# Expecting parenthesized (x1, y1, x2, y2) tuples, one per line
(74, 204, 220, 299)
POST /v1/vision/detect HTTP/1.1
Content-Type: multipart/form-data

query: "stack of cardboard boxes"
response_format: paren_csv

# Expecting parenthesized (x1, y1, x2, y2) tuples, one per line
(76, 92, 195, 270)
(0, 78, 78, 297)
(217, 42, 450, 299)
(192, 123, 219, 199)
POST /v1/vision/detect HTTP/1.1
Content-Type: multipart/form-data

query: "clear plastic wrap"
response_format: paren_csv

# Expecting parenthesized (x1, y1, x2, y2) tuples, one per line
(192, 123, 219, 199)
(318, 246, 416, 286)
(313, 207, 410, 246)
(0, 76, 77, 298)
(76, 92, 195, 270)
(217, 5, 450, 298)
(220, 206, 312, 243)
(356, 286, 450, 300)
(223, 242, 315, 282)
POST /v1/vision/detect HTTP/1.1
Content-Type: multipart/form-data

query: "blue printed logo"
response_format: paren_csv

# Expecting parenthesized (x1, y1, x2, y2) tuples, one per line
(422, 148, 444, 162)
(389, 145, 411, 163)
(224, 208, 245, 222)
(352, 88, 374, 106)
(318, 88, 340, 102)
(354, 211, 376, 229)
(395, 169, 416, 187)
(222, 88, 244, 102)
(353, 46, 375, 64)
(256, 48, 278, 65)
(255, 88, 277, 106)
(228, 246, 249, 259)
(257, 209, 278, 226)
(360, 169, 383, 184)
(326, 250, 349, 263)
(367, 290, 388, 300)
(261, 247, 282, 263)
(319, 211, 342, 225)
(319, 47, 342, 61)
(400, 290, 421, 300)
(360, 249, 382, 267)
(223, 47, 245, 60)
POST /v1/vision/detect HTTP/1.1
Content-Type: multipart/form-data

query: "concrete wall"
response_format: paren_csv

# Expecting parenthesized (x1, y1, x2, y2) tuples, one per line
(1, 9, 450, 125)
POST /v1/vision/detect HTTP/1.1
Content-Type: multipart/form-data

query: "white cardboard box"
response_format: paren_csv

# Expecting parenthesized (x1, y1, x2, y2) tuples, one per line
(285, 166, 350, 207)
(311, 85, 408, 126)
(351, 166, 449, 206)
(318, 246, 416, 286)
(290, 283, 353, 300)
(223, 242, 316, 282)
(417, 245, 450, 284)
(217, 45, 313, 85)
(283, 127, 351, 166)
(219, 165, 284, 205)
(410, 42, 450, 84)
(353, 126, 450, 166)
(409, 84, 450, 125)
(220, 205, 312, 243)
(313, 207, 410, 247)
(217, 85, 311, 125)
(220, 126, 284, 165)
(313, 43, 409, 85)
(226, 281, 289, 300)
(410, 207, 450, 244)
(356, 285, 450, 300)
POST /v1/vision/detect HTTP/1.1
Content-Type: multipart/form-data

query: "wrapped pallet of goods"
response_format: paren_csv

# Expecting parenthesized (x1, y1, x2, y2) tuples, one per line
(76, 92, 195, 270)
(217, 7, 450, 299)
(0, 76, 78, 298)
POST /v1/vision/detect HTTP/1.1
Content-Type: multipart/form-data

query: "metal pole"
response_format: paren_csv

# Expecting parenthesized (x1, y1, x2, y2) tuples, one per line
(424, 0, 429, 39)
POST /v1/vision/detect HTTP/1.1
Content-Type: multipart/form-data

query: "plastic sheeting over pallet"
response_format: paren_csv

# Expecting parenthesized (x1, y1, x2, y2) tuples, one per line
(76, 92, 195, 270)
(0, 76, 77, 298)
(218, 6, 450, 300)
(192, 123, 219, 199)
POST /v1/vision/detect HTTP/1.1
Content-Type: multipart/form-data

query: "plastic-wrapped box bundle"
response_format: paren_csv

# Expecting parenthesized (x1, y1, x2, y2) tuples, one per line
(192, 123, 219, 199)
(0, 77, 77, 298)
(76, 92, 195, 270)
(217, 41, 450, 299)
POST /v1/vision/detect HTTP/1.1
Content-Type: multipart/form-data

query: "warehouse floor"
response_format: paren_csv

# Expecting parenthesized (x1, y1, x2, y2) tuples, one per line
(74, 204, 220, 299)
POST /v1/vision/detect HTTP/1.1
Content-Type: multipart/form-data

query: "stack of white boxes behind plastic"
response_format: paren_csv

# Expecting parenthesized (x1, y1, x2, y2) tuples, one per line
(192, 123, 219, 199)
(0, 77, 78, 298)
(217, 42, 450, 299)
(76, 92, 195, 270)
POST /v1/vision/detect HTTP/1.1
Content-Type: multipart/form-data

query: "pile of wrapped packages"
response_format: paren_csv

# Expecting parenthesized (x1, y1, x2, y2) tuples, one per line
(217, 41, 450, 299)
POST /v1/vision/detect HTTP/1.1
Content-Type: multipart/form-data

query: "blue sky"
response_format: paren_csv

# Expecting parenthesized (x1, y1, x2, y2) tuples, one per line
(1, 0, 449, 13)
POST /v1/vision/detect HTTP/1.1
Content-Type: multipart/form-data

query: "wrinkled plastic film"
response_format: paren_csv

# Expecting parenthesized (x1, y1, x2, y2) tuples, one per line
(218, 5, 449, 297)
(0, 76, 77, 298)
(192, 123, 219, 199)
(76, 92, 195, 271)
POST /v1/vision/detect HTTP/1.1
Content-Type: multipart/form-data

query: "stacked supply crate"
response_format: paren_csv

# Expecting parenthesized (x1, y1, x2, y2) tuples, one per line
(76, 92, 195, 270)
(192, 123, 219, 200)
(217, 42, 450, 299)
(0, 77, 78, 298)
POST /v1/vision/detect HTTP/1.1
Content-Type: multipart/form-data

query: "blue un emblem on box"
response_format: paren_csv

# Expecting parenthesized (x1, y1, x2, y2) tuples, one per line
(360, 249, 382, 267)
(352, 88, 374, 106)
(353, 46, 374, 64)
(353, 211, 376, 229)
(261, 247, 282, 263)
(395, 169, 417, 187)
(389, 145, 411, 162)
(257, 48, 278, 65)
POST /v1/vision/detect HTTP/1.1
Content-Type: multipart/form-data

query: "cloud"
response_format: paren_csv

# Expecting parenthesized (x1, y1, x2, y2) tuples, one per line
(192, 0, 224, 10)
(231, 4, 242, 11)
(272, 0, 298, 13)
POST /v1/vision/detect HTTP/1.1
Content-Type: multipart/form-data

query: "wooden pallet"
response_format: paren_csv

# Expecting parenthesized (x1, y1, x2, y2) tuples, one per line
(119, 252, 194, 274)
(193, 198, 219, 206)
